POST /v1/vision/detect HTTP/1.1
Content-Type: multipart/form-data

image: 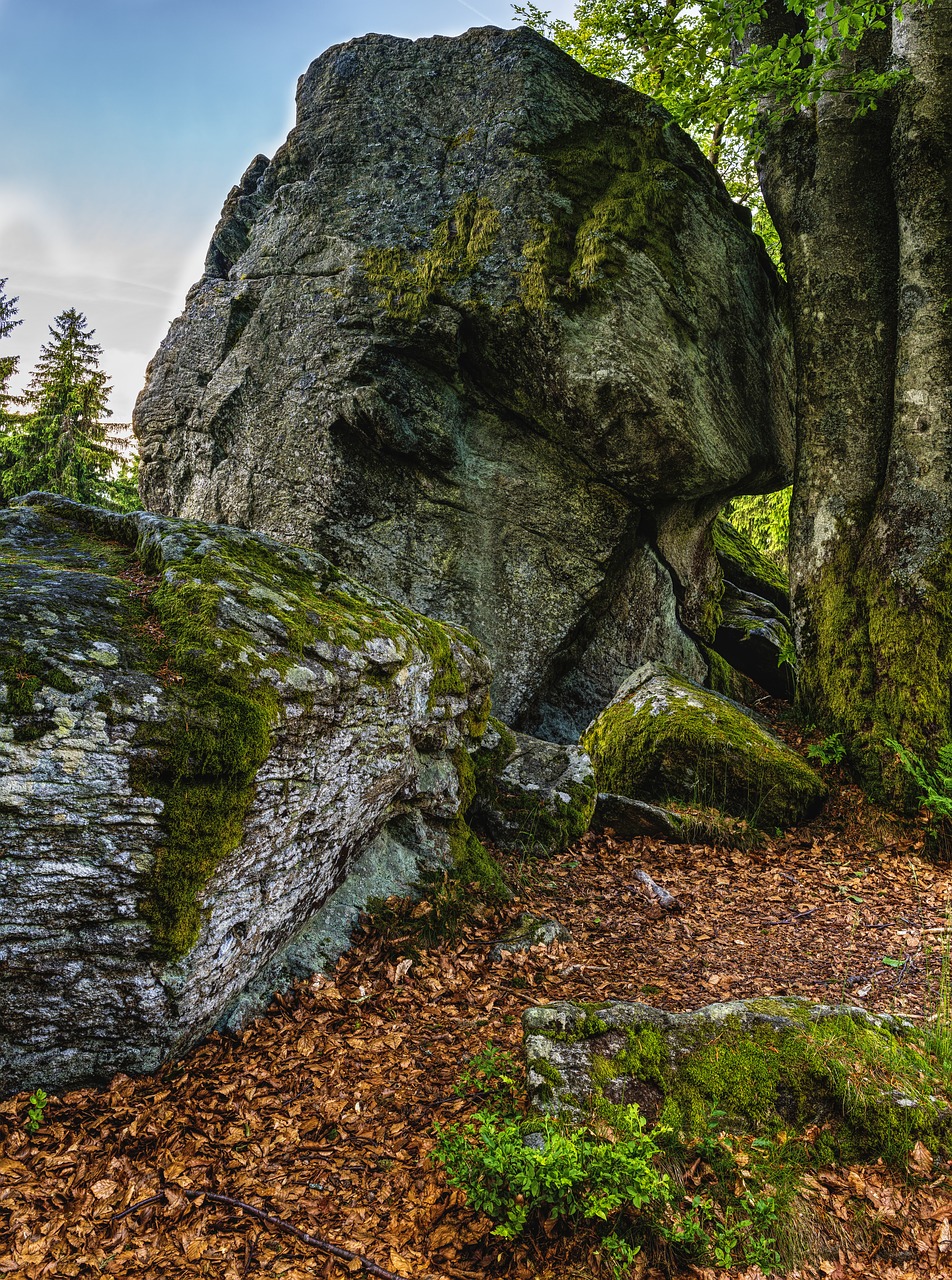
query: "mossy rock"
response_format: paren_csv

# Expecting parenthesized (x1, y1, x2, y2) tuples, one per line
(470, 721, 596, 854)
(712, 515, 789, 615)
(0, 493, 493, 1096)
(581, 662, 825, 829)
(523, 997, 952, 1165)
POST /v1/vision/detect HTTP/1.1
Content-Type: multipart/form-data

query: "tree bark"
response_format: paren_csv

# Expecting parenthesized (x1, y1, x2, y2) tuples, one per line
(756, 0, 952, 802)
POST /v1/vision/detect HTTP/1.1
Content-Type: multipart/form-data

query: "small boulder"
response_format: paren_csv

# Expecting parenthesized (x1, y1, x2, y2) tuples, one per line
(471, 722, 596, 854)
(580, 663, 825, 829)
(490, 913, 570, 960)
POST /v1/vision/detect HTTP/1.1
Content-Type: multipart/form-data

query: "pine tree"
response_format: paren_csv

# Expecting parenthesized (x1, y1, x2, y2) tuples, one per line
(0, 278, 21, 420)
(2, 308, 114, 504)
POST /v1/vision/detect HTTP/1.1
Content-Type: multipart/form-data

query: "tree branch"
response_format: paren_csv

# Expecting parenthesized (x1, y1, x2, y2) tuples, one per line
(113, 1187, 409, 1279)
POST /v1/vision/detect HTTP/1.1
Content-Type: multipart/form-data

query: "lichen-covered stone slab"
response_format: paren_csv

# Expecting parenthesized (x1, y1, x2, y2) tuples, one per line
(135, 25, 794, 733)
(581, 662, 825, 828)
(470, 721, 596, 854)
(522, 998, 947, 1155)
(0, 494, 490, 1096)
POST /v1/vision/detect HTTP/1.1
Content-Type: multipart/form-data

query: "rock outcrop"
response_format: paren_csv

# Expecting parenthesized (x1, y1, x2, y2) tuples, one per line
(135, 24, 794, 736)
(581, 662, 825, 828)
(0, 494, 490, 1096)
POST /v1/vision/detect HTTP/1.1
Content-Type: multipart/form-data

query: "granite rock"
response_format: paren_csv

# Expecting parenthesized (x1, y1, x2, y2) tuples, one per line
(135, 25, 794, 734)
(0, 494, 490, 1096)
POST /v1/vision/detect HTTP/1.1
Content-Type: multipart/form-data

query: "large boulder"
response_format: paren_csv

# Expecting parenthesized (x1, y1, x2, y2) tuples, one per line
(0, 494, 490, 1096)
(135, 24, 794, 736)
(581, 662, 825, 828)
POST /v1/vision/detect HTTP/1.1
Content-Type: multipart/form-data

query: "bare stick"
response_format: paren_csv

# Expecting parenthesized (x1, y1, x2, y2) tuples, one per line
(633, 869, 682, 913)
(114, 1188, 407, 1279)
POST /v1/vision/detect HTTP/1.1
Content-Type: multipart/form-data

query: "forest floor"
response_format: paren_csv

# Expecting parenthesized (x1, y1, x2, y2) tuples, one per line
(3, 743, 952, 1279)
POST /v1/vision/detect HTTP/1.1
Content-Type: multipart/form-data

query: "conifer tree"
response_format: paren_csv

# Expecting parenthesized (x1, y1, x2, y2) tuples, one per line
(2, 308, 114, 504)
(0, 278, 21, 421)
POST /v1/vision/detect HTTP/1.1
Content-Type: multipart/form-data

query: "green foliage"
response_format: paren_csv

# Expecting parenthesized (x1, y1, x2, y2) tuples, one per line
(0, 277, 22, 418)
(516, 1, 910, 268)
(25, 1088, 48, 1135)
(725, 487, 791, 568)
(1, 308, 115, 506)
(887, 738, 952, 844)
(434, 1105, 671, 1245)
(806, 731, 847, 766)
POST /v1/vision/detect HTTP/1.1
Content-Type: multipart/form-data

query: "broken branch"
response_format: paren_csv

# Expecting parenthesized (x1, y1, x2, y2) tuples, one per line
(633, 869, 682, 913)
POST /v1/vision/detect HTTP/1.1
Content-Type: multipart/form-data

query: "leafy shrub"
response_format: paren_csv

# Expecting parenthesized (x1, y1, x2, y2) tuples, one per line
(433, 1106, 671, 1242)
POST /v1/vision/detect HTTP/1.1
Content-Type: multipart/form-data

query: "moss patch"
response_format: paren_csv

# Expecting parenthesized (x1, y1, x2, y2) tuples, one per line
(581, 669, 825, 829)
(519, 110, 687, 312)
(800, 530, 952, 811)
(362, 192, 501, 322)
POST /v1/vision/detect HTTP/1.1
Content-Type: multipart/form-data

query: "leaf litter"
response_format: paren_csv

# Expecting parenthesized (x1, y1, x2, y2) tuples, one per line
(2, 770, 952, 1279)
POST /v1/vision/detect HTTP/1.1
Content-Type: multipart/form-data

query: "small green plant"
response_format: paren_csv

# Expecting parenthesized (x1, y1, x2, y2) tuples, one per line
(887, 738, 952, 839)
(453, 1042, 522, 1109)
(433, 1106, 672, 1244)
(806, 731, 846, 766)
(25, 1088, 48, 1134)
(776, 629, 797, 671)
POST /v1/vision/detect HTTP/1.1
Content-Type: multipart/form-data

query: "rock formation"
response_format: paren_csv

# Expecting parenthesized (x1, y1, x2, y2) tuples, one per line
(0, 494, 489, 1096)
(521, 998, 941, 1151)
(135, 24, 794, 737)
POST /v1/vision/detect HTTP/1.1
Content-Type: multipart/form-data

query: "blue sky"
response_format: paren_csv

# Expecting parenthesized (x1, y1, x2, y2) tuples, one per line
(1, 0, 575, 419)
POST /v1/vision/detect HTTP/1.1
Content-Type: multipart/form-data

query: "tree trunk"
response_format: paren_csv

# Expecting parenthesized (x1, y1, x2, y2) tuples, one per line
(757, 0, 952, 803)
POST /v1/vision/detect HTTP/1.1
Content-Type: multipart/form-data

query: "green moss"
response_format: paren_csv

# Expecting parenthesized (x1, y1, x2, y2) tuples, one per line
(519, 112, 685, 313)
(362, 192, 501, 322)
(590, 1009, 951, 1167)
(712, 515, 789, 615)
(801, 530, 952, 810)
(581, 672, 825, 828)
(0, 642, 78, 714)
(448, 814, 508, 901)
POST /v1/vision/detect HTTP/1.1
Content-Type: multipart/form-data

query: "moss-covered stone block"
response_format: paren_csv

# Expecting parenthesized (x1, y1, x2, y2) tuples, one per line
(523, 997, 952, 1165)
(0, 493, 492, 1097)
(580, 662, 825, 829)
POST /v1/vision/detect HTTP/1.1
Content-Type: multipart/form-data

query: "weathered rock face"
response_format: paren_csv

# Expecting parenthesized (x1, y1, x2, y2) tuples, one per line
(0, 494, 490, 1096)
(135, 24, 794, 735)
(581, 662, 825, 828)
(470, 721, 596, 854)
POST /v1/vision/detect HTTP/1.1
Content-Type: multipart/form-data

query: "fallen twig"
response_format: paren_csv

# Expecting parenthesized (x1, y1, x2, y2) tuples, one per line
(765, 907, 818, 926)
(114, 1187, 408, 1279)
(633, 869, 682, 913)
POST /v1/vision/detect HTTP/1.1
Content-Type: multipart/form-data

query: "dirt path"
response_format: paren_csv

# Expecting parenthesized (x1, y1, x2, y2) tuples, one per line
(2, 779, 952, 1279)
